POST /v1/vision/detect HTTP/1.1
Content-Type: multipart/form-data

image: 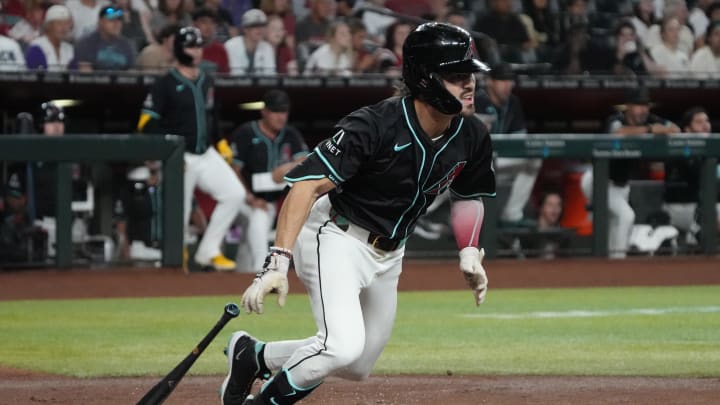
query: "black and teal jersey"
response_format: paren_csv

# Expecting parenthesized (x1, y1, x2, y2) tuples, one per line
(228, 120, 308, 202)
(140, 68, 217, 154)
(285, 96, 496, 240)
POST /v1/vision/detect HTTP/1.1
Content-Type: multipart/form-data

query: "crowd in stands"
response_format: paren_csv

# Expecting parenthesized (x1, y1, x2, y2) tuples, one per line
(1, 0, 720, 77)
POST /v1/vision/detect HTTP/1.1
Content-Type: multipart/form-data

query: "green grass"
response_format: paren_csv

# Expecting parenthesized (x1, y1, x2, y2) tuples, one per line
(1, 286, 719, 377)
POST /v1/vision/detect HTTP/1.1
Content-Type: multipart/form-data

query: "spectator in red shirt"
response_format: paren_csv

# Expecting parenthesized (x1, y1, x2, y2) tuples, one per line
(265, 13, 298, 74)
(193, 7, 230, 74)
(260, 0, 297, 49)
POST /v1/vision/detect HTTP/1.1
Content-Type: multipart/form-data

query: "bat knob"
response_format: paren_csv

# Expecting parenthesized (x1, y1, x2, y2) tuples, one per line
(225, 303, 241, 318)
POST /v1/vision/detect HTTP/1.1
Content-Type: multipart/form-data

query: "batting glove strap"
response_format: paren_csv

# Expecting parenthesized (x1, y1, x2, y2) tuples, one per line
(269, 246, 293, 259)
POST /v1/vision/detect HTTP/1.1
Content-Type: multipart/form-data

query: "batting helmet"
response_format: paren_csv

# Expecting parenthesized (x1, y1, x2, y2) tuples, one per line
(40, 101, 65, 123)
(174, 26, 204, 67)
(402, 22, 489, 115)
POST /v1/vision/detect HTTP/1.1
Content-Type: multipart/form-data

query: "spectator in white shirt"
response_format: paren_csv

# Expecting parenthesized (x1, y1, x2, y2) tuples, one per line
(66, 0, 109, 42)
(630, 0, 656, 44)
(25, 5, 75, 71)
(644, 0, 694, 56)
(0, 33, 25, 71)
(304, 20, 353, 76)
(225, 8, 276, 74)
(688, 0, 713, 48)
(690, 21, 720, 78)
(649, 17, 690, 77)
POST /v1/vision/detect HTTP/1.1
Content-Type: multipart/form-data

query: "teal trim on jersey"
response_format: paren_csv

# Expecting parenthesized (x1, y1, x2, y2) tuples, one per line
(251, 120, 287, 170)
(141, 108, 161, 119)
(313, 146, 345, 183)
(284, 174, 326, 183)
(170, 68, 207, 154)
(393, 97, 427, 240)
(284, 369, 322, 391)
(292, 151, 309, 160)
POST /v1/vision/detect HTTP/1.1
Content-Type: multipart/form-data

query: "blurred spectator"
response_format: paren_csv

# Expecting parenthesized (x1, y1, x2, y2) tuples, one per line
(227, 89, 308, 272)
(75, 6, 137, 71)
(475, 63, 540, 228)
(336, 0, 358, 19)
(115, 0, 153, 52)
(221, 0, 254, 28)
(648, 17, 690, 77)
(689, 0, 713, 48)
(265, 13, 298, 74)
(611, 19, 653, 75)
(443, 8, 470, 30)
(580, 87, 679, 259)
(25, 5, 74, 71)
(260, 0, 296, 48)
(630, 0, 656, 44)
(193, 7, 229, 74)
(551, 22, 614, 74)
(644, 0, 693, 56)
(348, 17, 378, 73)
(225, 8, 276, 74)
(296, 0, 336, 67)
(150, 0, 191, 40)
(531, 190, 568, 259)
(420, 0, 449, 21)
(135, 23, 177, 72)
(0, 31, 25, 70)
(360, 0, 395, 44)
(708, 2, 720, 22)
(474, 0, 534, 63)
(66, 0, 107, 42)
(386, 0, 431, 18)
(662, 106, 720, 245)
(537, 191, 563, 229)
(7, 0, 44, 47)
(375, 20, 411, 76)
(690, 20, 720, 78)
(558, 0, 589, 44)
(521, 0, 560, 61)
(304, 19, 353, 75)
(203, 0, 236, 41)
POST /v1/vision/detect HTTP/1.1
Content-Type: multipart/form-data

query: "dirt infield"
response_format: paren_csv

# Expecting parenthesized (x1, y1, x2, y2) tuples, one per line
(1, 256, 719, 404)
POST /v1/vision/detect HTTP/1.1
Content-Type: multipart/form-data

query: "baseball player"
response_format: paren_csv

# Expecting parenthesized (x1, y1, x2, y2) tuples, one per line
(227, 89, 308, 273)
(137, 26, 247, 271)
(220, 22, 496, 405)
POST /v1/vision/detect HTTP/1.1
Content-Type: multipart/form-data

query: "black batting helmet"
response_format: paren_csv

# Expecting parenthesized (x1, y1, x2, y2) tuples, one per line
(40, 101, 65, 123)
(174, 26, 204, 66)
(402, 22, 489, 115)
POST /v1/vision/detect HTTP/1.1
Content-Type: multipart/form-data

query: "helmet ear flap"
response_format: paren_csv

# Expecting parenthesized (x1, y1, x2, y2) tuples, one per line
(426, 72, 462, 115)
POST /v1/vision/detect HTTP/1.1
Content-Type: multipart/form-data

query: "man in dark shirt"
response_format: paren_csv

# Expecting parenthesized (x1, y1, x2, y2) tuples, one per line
(227, 90, 308, 273)
(473, 0, 532, 62)
(475, 62, 539, 227)
(662, 106, 720, 243)
(580, 87, 679, 258)
(75, 6, 136, 71)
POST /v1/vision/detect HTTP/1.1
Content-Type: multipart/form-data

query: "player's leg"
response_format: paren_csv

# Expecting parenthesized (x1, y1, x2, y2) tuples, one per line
(183, 153, 202, 241)
(607, 183, 634, 258)
(194, 147, 246, 268)
(501, 158, 541, 222)
(332, 254, 402, 381)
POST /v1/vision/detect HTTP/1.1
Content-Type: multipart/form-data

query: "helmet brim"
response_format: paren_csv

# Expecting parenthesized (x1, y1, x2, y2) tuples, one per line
(437, 59, 490, 74)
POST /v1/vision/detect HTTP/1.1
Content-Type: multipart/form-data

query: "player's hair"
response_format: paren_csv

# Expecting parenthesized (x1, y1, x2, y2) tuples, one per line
(681, 106, 708, 130)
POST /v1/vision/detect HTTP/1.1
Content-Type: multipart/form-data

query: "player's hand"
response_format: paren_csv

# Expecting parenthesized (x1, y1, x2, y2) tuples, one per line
(458, 247, 488, 306)
(241, 247, 291, 314)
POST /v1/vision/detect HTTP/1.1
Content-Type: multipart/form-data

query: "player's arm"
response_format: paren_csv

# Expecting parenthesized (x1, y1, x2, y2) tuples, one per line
(137, 79, 167, 134)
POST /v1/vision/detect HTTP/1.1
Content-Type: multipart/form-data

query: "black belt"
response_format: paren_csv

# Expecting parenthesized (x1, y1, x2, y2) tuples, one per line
(329, 208, 405, 252)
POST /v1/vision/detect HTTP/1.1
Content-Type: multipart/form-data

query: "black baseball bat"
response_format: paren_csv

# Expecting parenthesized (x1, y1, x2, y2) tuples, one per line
(136, 303, 241, 405)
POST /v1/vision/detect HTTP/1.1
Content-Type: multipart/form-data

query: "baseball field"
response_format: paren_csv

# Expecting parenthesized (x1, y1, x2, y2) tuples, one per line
(1, 257, 719, 404)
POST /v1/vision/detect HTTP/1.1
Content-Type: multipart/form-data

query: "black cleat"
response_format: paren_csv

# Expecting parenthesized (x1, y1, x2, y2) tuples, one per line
(220, 331, 271, 405)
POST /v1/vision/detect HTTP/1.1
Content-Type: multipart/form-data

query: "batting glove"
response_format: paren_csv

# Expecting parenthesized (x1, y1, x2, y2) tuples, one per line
(458, 247, 488, 306)
(241, 247, 291, 314)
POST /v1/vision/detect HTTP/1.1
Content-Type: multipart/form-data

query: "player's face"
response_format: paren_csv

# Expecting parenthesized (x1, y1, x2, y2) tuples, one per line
(487, 78, 514, 104)
(194, 17, 216, 41)
(540, 194, 562, 226)
(262, 109, 288, 133)
(441, 72, 476, 115)
(687, 112, 711, 134)
(626, 104, 649, 124)
(184, 46, 204, 65)
(44, 122, 65, 136)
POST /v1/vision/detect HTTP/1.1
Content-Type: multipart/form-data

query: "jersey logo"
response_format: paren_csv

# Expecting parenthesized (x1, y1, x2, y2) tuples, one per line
(424, 161, 466, 195)
(176, 84, 184, 92)
(331, 129, 345, 144)
(323, 129, 345, 157)
(393, 142, 412, 152)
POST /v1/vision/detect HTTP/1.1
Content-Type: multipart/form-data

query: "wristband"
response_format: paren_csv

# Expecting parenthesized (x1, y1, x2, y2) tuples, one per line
(269, 246, 293, 259)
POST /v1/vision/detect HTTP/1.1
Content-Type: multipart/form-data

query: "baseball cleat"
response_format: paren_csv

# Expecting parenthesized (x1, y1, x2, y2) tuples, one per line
(220, 331, 271, 405)
(198, 254, 236, 272)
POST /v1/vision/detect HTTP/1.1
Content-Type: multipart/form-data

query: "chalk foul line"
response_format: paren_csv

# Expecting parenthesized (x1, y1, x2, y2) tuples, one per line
(461, 306, 720, 319)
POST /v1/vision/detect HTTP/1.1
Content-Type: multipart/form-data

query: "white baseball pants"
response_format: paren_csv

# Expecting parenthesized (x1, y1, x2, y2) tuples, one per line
(495, 157, 542, 222)
(581, 169, 635, 258)
(183, 147, 247, 264)
(262, 195, 404, 388)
